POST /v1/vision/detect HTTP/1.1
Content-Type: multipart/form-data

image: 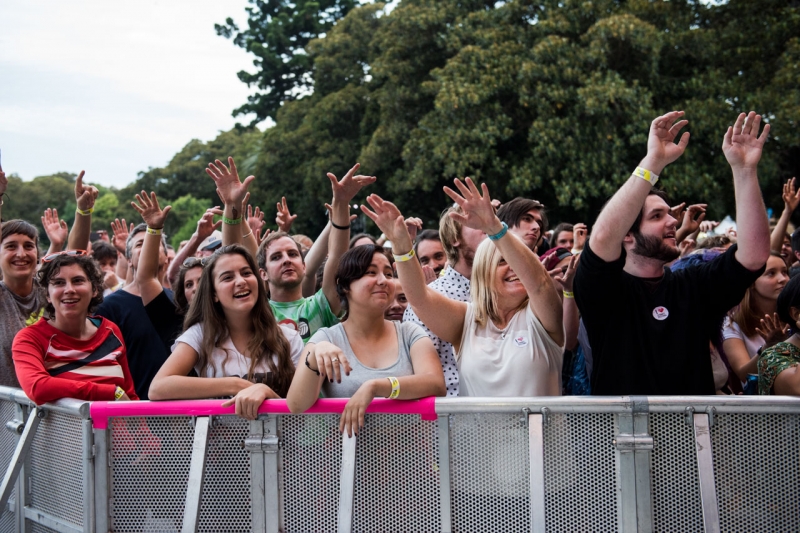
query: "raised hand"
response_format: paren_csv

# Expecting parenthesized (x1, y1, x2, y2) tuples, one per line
(328, 163, 376, 204)
(573, 223, 588, 251)
(196, 210, 222, 240)
(677, 204, 707, 238)
(443, 178, 500, 234)
(552, 255, 578, 292)
(405, 217, 423, 243)
(246, 204, 266, 243)
(205, 157, 254, 210)
(275, 197, 297, 233)
(643, 111, 690, 172)
(324, 203, 358, 224)
(41, 208, 68, 248)
(669, 202, 686, 223)
(723, 111, 770, 170)
(782, 177, 800, 213)
(755, 313, 789, 347)
(699, 220, 720, 234)
(361, 194, 411, 249)
(131, 191, 172, 229)
(74, 171, 99, 211)
(111, 218, 133, 253)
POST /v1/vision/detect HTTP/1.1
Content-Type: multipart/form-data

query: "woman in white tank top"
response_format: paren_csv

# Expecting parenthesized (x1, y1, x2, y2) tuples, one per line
(361, 178, 564, 397)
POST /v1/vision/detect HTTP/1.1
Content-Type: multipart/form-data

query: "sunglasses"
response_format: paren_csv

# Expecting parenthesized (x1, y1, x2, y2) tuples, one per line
(183, 257, 204, 268)
(41, 249, 87, 263)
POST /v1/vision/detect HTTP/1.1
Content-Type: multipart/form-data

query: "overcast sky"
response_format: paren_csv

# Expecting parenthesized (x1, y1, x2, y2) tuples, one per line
(0, 0, 257, 189)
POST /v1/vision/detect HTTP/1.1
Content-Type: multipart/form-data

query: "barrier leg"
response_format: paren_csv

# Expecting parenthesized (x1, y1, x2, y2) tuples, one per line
(0, 407, 41, 514)
(181, 416, 211, 533)
(437, 415, 452, 533)
(693, 413, 720, 533)
(528, 412, 546, 533)
(81, 419, 94, 533)
(263, 416, 280, 533)
(337, 433, 356, 533)
(615, 411, 654, 533)
(93, 428, 109, 533)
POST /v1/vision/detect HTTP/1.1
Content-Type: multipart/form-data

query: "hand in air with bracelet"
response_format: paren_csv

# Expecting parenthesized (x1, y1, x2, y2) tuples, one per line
(444, 177, 504, 236)
(206, 157, 254, 212)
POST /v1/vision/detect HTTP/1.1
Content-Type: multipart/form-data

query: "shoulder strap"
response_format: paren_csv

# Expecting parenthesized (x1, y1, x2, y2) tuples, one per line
(48, 330, 122, 377)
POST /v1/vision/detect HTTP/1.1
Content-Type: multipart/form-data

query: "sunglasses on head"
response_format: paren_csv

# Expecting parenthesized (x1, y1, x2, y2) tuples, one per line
(41, 250, 87, 263)
(183, 257, 204, 268)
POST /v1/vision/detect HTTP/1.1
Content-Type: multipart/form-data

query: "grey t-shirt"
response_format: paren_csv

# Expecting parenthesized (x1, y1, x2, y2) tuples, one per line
(0, 281, 47, 387)
(309, 321, 427, 398)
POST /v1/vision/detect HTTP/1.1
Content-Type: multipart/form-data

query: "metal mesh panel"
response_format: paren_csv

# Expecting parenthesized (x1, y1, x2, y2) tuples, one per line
(30, 523, 59, 533)
(649, 413, 703, 532)
(543, 413, 617, 532)
(110, 416, 193, 533)
(197, 416, 252, 533)
(0, 401, 19, 532)
(28, 411, 84, 529)
(352, 414, 440, 532)
(450, 413, 530, 533)
(279, 414, 342, 533)
(711, 413, 800, 532)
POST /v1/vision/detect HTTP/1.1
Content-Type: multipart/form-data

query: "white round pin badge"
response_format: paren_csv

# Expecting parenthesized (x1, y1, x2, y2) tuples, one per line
(652, 306, 669, 321)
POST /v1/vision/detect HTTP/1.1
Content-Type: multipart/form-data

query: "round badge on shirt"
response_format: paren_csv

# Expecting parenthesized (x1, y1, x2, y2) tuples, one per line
(652, 306, 669, 321)
(513, 336, 528, 347)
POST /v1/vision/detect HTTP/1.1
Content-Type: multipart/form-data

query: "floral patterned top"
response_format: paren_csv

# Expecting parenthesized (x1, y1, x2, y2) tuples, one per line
(757, 342, 800, 395)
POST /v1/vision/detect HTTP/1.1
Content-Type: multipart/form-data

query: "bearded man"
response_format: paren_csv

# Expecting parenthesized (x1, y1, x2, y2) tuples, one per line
(574, 111, 770, 395)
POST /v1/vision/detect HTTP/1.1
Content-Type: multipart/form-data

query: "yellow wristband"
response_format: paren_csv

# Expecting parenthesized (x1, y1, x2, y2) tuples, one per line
(392, 249, 415, 263)
(562, 290, 574, 299)
(76, 207, 94, 216)
(387, 376, 400, 399)
(633, 166, 659, 186)
(114, 386, 125, 400)
(146, 227, 163, 236)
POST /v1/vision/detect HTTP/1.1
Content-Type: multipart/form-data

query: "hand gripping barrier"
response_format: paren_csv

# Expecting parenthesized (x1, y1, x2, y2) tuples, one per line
(1, 388, 800, 532)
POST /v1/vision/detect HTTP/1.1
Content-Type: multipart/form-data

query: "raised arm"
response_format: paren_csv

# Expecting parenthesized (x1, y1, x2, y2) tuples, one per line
(770, 177, 799, 255)
(67, 171, 99, 250)
(445, 178, 563, 345)
(590, 111, 690, 262)
(110, 219, 131, 282)
(302, 222, 332, 297)
(722, 111, 771, 271)
(166, 210, 221, 287)
(322, 163, 376, 314)
(131, 191, 172, 306)
(362, 194, 468, 349)
(41, 208, 68, 256)
(206, 157, 255, 250)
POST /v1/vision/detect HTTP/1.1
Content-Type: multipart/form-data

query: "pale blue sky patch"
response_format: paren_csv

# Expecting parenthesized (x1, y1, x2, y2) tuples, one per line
(0, 0, 256, 188)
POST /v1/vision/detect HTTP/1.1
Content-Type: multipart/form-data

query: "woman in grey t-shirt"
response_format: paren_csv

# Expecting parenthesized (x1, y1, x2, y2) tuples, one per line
(287, 245, 446, 436)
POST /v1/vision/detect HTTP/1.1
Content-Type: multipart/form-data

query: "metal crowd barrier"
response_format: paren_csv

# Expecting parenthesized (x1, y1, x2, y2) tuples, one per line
(1, 385, 799, 532)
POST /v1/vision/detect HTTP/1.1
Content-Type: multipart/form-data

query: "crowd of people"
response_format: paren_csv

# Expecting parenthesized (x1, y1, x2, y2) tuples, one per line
(2, 110, 799, 436)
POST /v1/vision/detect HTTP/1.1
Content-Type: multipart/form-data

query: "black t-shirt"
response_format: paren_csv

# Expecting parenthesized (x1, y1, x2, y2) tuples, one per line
(574, 242, 763, 395)
(144, 291, 185, 354)
(96, 290, 172, 400)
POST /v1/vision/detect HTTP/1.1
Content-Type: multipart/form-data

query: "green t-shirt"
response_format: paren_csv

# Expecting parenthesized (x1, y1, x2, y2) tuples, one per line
(269, 289, 340, 343)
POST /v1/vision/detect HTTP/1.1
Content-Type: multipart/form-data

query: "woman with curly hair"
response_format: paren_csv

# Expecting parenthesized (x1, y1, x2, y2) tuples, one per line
(12, 251, 137, 405)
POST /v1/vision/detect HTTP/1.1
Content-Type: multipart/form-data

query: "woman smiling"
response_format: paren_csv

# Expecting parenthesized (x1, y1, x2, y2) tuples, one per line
(12, 251, 137, 405)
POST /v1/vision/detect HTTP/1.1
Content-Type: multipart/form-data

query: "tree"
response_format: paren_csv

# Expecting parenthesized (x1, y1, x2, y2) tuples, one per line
(216, 0, 359, 124)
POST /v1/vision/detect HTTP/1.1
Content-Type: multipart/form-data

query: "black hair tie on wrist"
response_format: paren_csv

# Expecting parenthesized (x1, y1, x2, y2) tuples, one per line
(304, 351, 320, 375)
(330, 219, 350, 231)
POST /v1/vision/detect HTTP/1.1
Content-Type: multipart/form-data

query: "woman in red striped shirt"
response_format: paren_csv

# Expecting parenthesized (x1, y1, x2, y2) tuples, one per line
(12, 251, 137, 405)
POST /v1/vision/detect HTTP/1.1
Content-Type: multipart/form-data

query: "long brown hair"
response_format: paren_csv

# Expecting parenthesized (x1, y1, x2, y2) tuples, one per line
(183, 245, 295, 397)
(731, 251, 784, 338)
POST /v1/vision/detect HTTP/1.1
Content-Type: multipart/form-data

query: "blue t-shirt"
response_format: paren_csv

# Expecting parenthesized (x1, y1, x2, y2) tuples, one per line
(95, 290, 172, 400)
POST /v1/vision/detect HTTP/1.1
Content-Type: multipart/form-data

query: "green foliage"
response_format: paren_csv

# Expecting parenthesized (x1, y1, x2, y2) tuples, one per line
(166, 195, 214, 248)
(224, 0, 799, 233)
(216, 0, 359, 123)
(2, 172, 76, 246)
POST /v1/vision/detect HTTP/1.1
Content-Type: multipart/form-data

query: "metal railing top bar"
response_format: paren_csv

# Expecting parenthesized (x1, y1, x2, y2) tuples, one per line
(0, 386, 91, 418)
(89, 397, 437, 429)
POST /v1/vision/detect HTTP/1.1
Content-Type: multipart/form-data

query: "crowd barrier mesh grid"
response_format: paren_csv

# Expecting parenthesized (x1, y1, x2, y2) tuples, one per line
(197, 416, 251, 533)
(279, 414, 343, 533)
(109, 416, 194, 533)
(711, 413, 800, 533)
(649, 413, 703, 532)
(30, 523, 59, 533)
(352, 414, 440, 532)
(544, 413, 618, 533)
(0, 400, 18, 533)
(28, 411, 84, 529)
(450, 413, 530, 533)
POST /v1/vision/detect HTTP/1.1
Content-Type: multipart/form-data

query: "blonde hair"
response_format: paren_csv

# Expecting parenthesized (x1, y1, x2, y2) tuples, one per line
(439, 205, 464, 265)
(470, 238, 528, 326)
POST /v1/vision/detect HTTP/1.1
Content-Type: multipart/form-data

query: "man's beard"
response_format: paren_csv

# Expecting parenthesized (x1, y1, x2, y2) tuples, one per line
(631, 232, 680, 263)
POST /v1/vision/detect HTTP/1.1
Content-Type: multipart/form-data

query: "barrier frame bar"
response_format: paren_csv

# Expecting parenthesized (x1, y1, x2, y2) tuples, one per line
(337, 433, 357, 533)
(527, 412, 546, 533)
(93, 427, 109, 533)
(181, 416, 211, 533)
(693, 413, 720, 533)
(0, 407, 41, 514)
(436, 415, 452, 533)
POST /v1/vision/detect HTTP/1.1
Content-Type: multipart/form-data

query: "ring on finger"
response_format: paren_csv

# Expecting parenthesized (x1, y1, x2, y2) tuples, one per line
(332, 357, 339, 363)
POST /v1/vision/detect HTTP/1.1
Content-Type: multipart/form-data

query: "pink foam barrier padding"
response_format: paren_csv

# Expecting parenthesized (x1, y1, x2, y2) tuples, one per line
(90, 397, 437, 429)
